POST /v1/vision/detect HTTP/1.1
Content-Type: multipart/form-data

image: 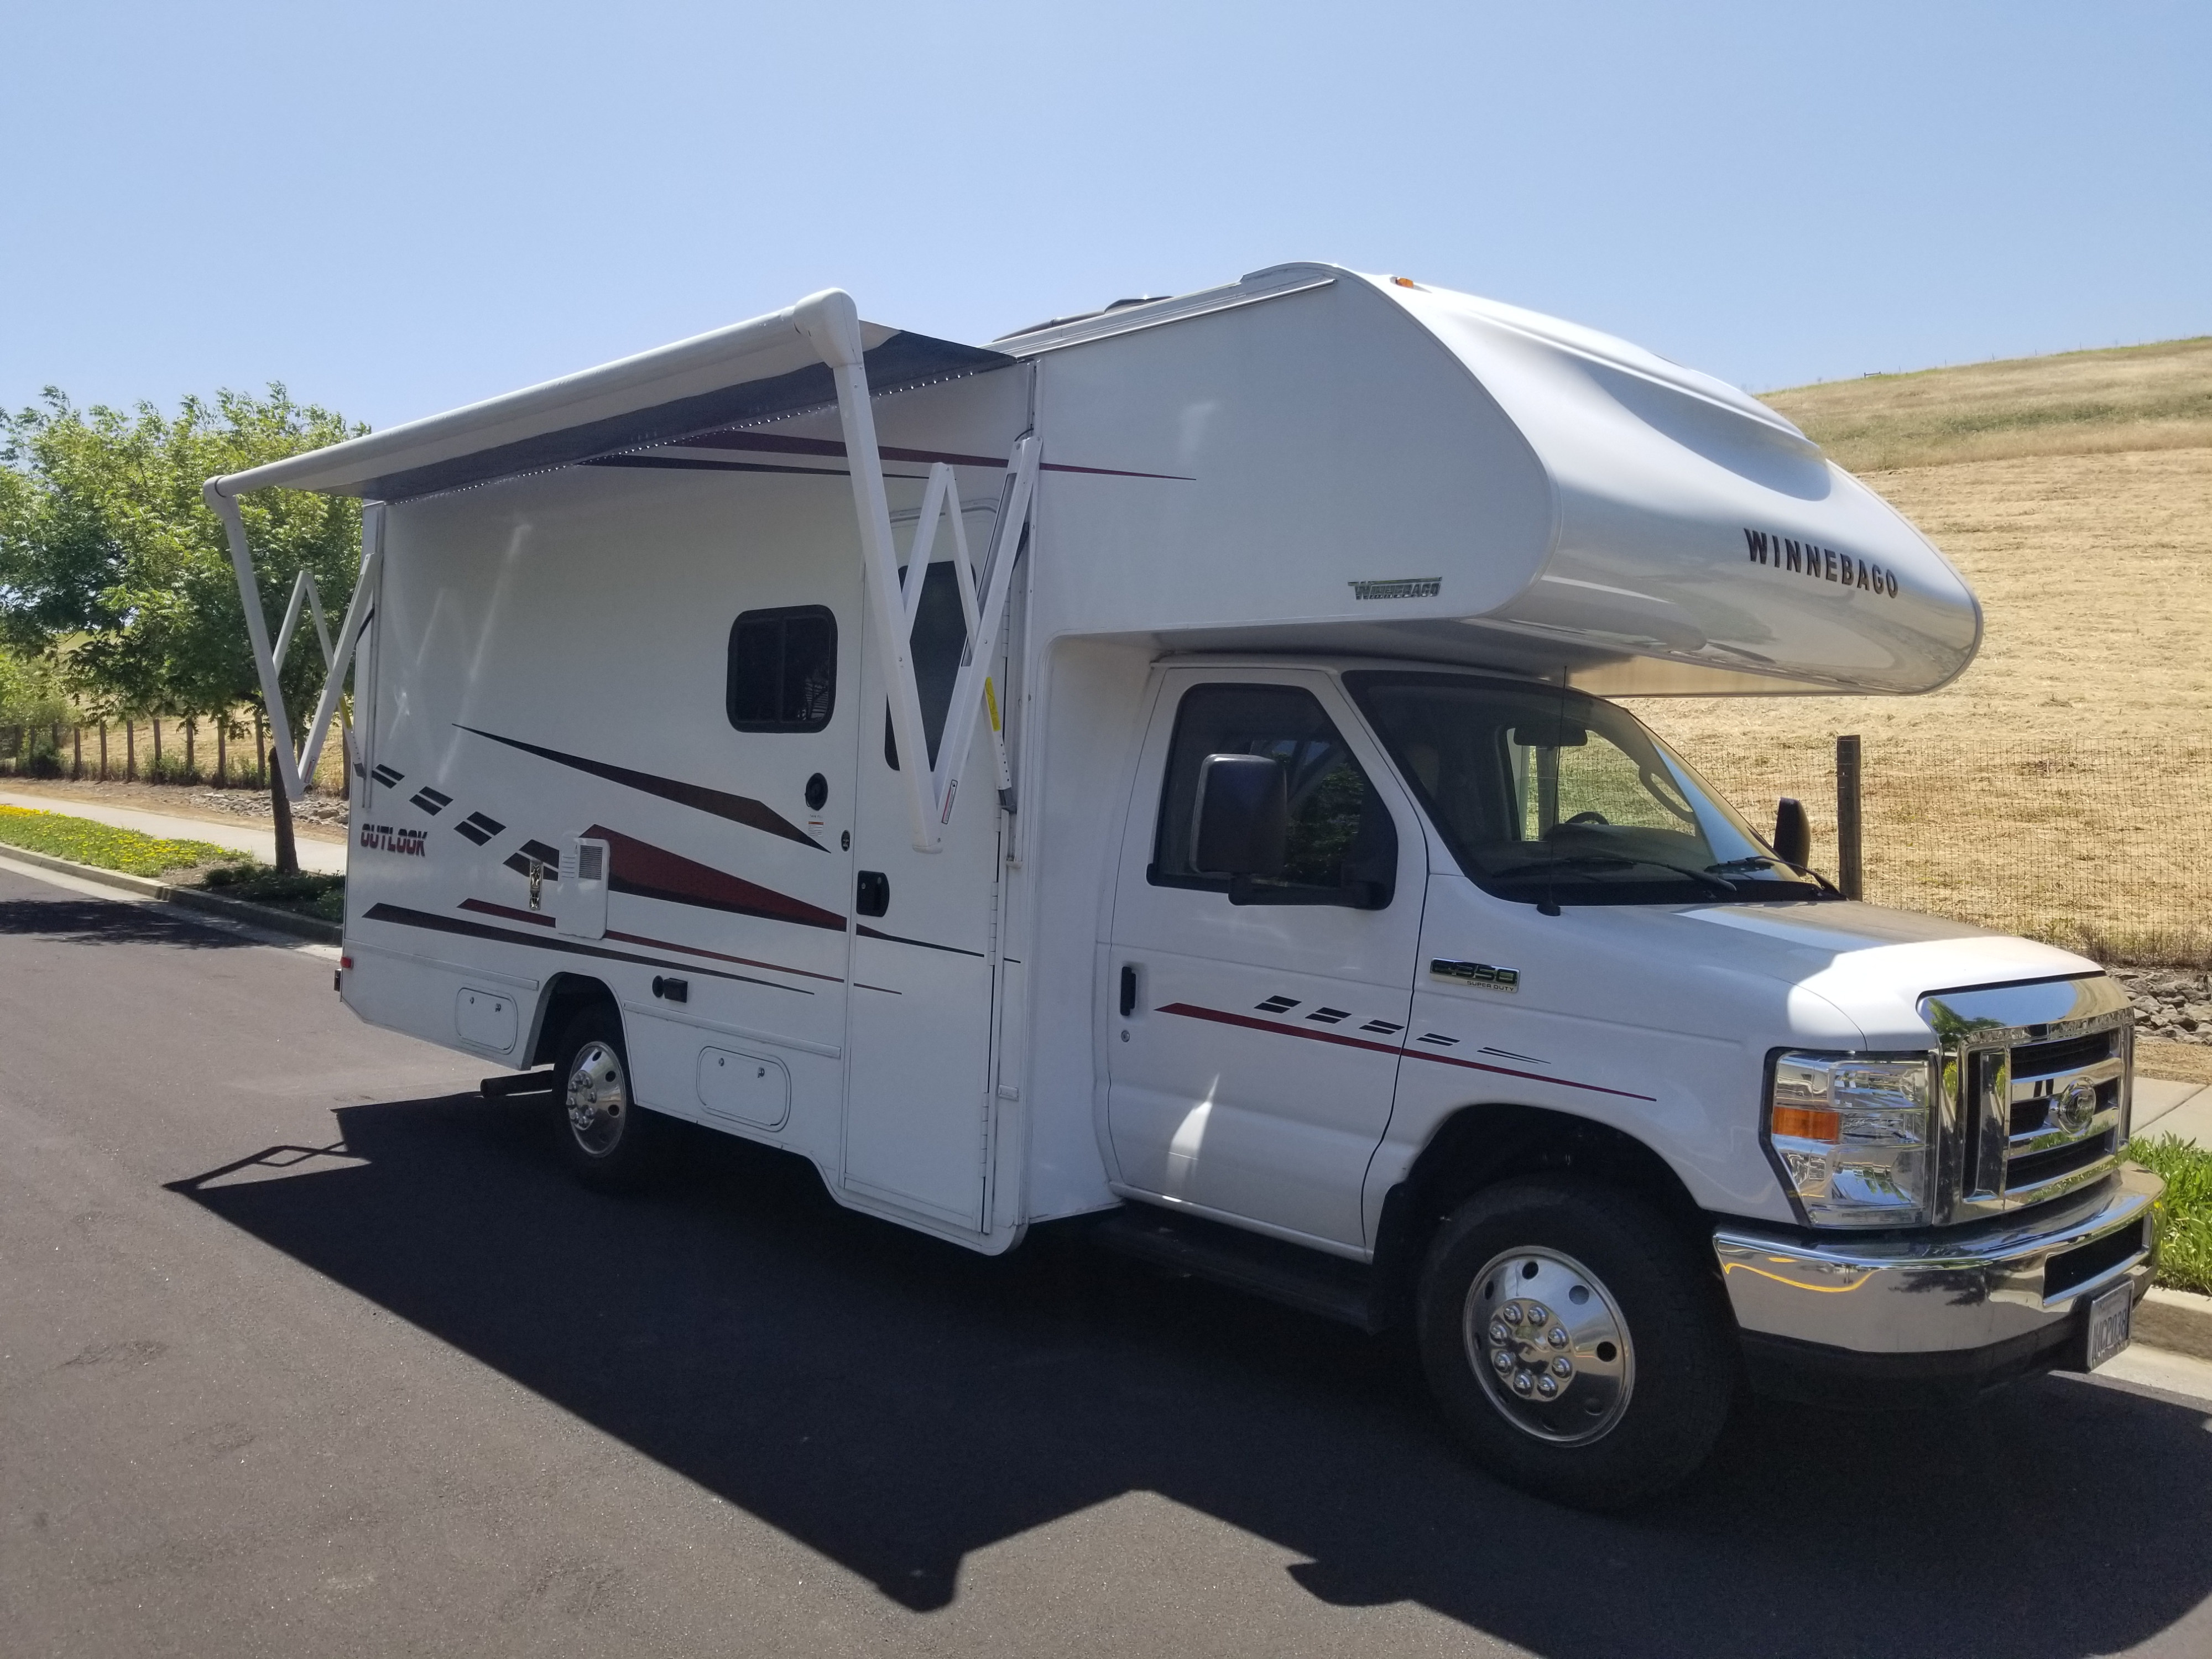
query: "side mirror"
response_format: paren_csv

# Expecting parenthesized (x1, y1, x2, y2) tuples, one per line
(1192, 754, 1288, 886)
(1772, 796, 1811, 870)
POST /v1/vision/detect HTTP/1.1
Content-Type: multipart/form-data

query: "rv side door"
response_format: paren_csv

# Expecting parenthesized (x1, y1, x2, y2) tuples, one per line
(1105, 669, 1423, 1250)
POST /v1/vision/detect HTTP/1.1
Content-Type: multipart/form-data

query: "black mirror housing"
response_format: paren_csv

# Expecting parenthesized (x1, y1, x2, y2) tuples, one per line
(1192, 754, 1288, 879)
(1772, 796, 1811, 870)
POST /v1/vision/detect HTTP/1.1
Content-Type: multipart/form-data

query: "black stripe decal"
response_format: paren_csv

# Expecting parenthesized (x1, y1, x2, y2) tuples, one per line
(854, 924, 987, 958)
(503, 839, 564, 880)
(362, 902, 808, 994)
(456, 726, 823, 851)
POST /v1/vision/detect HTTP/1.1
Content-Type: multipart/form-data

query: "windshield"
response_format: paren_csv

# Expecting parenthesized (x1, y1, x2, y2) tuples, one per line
(1345, 672, 1830, 906)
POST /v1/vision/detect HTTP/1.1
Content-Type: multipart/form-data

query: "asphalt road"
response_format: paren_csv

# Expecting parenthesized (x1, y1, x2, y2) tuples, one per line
(3, 857, 2211, 1659)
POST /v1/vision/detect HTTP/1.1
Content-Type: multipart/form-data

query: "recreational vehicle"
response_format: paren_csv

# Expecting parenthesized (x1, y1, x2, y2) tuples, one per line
(206, 264, 2160, 1507)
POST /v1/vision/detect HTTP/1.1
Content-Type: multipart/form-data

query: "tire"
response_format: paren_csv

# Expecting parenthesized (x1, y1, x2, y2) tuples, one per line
(1415, 1176, 1735, 1511)
(550, 1005, 663, 1191)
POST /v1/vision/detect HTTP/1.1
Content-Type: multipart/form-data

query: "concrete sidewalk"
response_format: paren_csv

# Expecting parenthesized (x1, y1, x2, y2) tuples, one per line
(0, 789, 347, 874)
(2137, 1076, 2212, 1151)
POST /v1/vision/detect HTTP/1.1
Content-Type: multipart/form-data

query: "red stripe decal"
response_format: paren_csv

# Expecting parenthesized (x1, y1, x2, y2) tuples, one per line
(1154, 1003, 1655, 1102)
(586, 825, 847, 932)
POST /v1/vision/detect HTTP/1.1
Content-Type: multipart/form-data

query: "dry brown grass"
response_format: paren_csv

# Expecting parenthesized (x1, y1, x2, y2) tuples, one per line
(2141, 1042, 2212, 1086)
(1623, 370, 2212, 990)
(1762, 336, 2212, 472)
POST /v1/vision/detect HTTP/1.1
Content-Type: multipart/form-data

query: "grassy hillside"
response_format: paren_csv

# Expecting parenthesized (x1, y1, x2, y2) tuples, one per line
(1759, 335, 2212, 472)
(1620, 335, 2212, 1021)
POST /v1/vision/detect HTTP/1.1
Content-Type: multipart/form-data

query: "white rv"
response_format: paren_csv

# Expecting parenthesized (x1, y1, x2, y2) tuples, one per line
(207, 264, 2159, 1508)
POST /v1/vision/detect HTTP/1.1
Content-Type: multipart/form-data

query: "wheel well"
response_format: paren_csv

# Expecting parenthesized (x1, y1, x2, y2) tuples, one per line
(1371, 1104, 1710, 1319)
(528, 973, 618, 1067)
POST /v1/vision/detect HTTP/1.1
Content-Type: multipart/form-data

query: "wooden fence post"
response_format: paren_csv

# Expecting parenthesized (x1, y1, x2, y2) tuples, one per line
(1836, 733, 1864, 901)
(72, 724, 81, 780)
(98, 722, 108, 781)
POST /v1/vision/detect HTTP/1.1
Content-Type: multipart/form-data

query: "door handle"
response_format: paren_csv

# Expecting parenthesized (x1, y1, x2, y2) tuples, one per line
(1119, 963, 1138, 1018)
(855, 870, 890, 917)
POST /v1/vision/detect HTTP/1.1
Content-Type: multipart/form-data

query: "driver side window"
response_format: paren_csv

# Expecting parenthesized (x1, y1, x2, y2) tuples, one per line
(1149, 682, 1396, 907)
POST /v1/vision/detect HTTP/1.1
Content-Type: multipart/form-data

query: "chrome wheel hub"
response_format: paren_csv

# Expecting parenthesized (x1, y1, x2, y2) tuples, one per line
(1464, 1246, 1633, 1444)
(565, 1040, 628, 1156)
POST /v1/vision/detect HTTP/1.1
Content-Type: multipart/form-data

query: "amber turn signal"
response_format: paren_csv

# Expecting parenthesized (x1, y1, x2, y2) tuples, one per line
(1771, 1104, 1843, 1142)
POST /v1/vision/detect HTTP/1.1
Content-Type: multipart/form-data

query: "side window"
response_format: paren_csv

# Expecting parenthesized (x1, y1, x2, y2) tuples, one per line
(727, 606, 837, 733)
(1149, 683, 1396, 906)
(883, 562, 968, 770)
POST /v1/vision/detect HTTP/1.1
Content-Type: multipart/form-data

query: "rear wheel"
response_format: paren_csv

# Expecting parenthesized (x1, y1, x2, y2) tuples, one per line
(1416, 1177, 1735, 1510)
(551, 1006, 662, 1190)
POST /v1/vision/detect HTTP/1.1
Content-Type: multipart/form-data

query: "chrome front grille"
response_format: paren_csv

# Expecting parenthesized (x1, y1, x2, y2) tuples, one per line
(1922, 976, 2135, 1223)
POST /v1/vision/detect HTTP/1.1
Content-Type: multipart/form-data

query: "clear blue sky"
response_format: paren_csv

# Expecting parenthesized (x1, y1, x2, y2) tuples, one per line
(3, 1, 2204, 431)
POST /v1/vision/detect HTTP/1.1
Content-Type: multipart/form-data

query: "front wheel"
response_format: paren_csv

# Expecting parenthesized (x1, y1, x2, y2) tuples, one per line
(551, 1006, 664, 1191)
(1416, 1177, 1735, 1510)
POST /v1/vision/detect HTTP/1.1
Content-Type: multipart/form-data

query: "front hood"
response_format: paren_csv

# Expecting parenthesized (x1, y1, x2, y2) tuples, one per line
(1668, 900, 2099, 1046)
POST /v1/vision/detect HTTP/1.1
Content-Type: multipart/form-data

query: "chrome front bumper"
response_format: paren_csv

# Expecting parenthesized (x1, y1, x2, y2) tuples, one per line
(1713, 1165, 2162, 1357)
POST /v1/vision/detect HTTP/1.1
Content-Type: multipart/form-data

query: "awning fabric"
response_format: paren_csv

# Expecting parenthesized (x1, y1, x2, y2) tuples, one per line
(213, 307, 1012, 503)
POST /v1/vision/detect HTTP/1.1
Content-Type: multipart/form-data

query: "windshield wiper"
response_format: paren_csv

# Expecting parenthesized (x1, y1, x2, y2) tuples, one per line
(1487, 854, 1739, 901)
(1705, 854, 1843, 896)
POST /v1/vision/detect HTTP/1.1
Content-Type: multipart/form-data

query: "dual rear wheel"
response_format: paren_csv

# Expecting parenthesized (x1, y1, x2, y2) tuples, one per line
(550, 1007, 666, 1190)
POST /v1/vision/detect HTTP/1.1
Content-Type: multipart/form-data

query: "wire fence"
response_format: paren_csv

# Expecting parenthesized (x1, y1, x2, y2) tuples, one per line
(1686, 735, 2212, 966)
(4, 714, 2206, 964)
(0, 714, 350, 792)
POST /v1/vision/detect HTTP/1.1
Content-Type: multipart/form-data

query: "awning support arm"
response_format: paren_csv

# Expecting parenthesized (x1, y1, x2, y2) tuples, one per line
(797, 291, 1037, 853)
(203, 481, 380, 800)
(298, 505, 383, 787)
(932, 436, 1036, 826)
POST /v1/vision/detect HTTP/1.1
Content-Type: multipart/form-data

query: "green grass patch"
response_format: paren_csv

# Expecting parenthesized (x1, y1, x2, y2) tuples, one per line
(2127, 1133, 2212, 1296)
(0, 803, 247, 877)
(202, 864, 345, 923)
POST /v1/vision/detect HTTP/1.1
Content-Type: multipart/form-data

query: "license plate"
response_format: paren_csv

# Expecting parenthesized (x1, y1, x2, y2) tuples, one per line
(2084, 1280, 2133, 1370)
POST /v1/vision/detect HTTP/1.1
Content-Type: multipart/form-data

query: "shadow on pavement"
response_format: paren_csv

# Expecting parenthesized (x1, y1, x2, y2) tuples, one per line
(171, 1093, 2212, 1653)
(0, 896, 260, 949)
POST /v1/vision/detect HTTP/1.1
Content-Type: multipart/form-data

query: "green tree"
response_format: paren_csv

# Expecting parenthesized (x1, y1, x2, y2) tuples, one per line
(0, 387, 364, 738)
(0, 643, 71, 728)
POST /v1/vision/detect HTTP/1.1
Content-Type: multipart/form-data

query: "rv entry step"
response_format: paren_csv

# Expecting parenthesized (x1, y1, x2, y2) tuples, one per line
(1092, 1203, 1389, 1332)
(481, 1070, 557, 1100)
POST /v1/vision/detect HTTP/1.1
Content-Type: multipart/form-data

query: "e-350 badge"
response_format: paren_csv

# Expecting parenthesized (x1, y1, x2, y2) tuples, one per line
(1430, 958, 1519, 992)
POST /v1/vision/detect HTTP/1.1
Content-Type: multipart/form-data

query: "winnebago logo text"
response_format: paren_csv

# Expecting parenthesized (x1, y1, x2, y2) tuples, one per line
(1349, 578, 1442, 601)
(359, 824, 428, 857)
(1744, 529, 1898, 598)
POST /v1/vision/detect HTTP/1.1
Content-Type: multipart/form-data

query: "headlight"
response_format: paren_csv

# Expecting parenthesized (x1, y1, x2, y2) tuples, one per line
(1766, 1051, 1936, 1227)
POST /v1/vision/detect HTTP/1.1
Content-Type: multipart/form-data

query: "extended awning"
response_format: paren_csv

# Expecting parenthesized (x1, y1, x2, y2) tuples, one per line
(206, 289, 1031, 858)
(211, 296, 1013, 504)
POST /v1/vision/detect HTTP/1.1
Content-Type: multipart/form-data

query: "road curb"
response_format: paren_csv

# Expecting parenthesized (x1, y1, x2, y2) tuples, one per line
(0, 842, 343, 945)
(2138, 1287, 2212, 1363)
